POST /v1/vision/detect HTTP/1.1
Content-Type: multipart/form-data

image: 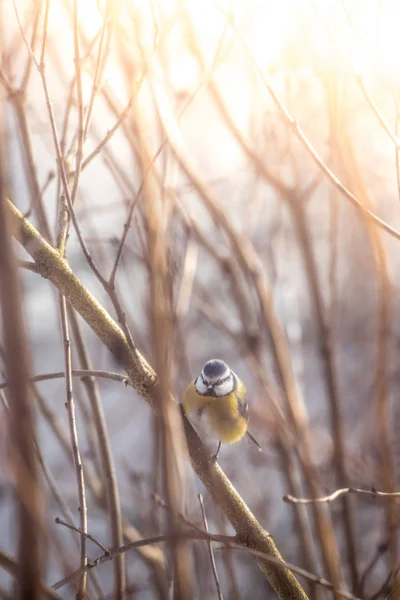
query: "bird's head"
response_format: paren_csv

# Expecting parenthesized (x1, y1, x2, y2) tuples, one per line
(195, 359, 236, 397)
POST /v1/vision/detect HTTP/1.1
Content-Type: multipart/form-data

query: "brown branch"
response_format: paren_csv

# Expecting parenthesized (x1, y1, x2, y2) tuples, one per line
(0, 549, 61, 600)
(285, 194, 359, 588)
(284, 487, 400, 504)
(35, 443, 106, 597)
(52, 534, 177, 591)
(55, 517, 109, 555)
(36, 0, 107, 283)
(7, 198, 309, 600)
(31, 371, 166, 592)
(221, 9, 400, 244)
(56, 0, 85, 257)
(0, 368, 130, 389)
(137, 105, 194, 598)
(0, 143, 43, 599)
(68, 308, 126, 600)
(80, 95, 134, 172)
(199, 494, 224, 600)
(152, 70, 343, 593)
(311, 0, 400, 149)
(52, 529, 360, 600)
(59, 295, 88, 599)
(337, 124, 398, 588)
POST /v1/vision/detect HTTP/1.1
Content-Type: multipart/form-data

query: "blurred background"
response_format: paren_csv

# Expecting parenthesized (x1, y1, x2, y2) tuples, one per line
(1, 0, 400, 598)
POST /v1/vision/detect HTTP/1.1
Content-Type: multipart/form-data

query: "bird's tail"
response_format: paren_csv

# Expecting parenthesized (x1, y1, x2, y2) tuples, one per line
(246, 430, 262, 452)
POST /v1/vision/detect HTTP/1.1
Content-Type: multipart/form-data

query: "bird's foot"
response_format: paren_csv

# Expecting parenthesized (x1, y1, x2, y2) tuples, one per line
(209, 441, 221, 465)
(209, 453, 218, 465)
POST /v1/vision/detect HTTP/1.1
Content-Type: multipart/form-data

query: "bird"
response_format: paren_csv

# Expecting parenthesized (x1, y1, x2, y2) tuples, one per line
(182, 358, 261, 463)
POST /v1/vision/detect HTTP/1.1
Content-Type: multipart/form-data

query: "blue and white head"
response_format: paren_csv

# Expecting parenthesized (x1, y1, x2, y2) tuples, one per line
(195, 359, 236, 397)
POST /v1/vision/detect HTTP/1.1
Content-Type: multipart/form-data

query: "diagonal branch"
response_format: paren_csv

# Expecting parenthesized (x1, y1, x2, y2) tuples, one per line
(6, 198, 309, 600)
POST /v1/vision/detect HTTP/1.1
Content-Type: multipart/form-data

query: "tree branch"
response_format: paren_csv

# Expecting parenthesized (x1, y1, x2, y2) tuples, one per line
(7, 198, 309, 600)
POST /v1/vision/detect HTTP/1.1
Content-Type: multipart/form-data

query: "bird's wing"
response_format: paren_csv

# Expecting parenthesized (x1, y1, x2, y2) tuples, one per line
(234, 375, 262, 451)
(237, 396, 249, 421)
(182, 380, 204, 415)
(235, 379, 249, 422)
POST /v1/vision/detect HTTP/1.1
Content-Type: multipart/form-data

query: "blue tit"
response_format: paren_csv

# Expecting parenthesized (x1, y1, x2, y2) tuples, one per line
(182, 358, 261, 463)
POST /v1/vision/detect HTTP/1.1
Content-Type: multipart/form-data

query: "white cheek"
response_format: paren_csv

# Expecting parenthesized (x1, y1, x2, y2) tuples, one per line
(195, 377, 208, 394)
(215, 378, 233, 397)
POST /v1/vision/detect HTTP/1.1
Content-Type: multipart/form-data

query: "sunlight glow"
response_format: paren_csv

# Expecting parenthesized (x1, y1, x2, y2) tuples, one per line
(58, 0, 400, 85)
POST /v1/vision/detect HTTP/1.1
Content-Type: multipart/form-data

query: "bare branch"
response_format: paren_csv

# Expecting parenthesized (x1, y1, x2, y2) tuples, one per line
(55, 517, 109, 555)
(59, 295, 88, 599)
(199, 494, 224, 600)
(284, 487, 400, 505)
(7, 198, 309, 600)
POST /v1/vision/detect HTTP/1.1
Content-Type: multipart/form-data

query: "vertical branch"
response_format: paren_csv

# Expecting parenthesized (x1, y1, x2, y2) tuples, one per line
(59, 296, 88, 600)
(7, 199, 309, 600)
(36, 0, 106, 284)
(327, 72, 359, 588)
(337, 127, 397, 590)
(198, 494, 224, 600)
(68, 307, 126, 600)
(275, 440, 319, 598)
(3, 4, 51, 240)
(57, 0, 85, 256)
(83, 0, 114, 139)
(70, 0, 84, 203)
(286, 191, 360, 589)
(168, 13, 345, 590)
(34, 439, 106, 598)
(136, 86, 194, 598)
(153, 75, 343, 591)
(0, 120, 43, 598)
(180, 207, 319, 590)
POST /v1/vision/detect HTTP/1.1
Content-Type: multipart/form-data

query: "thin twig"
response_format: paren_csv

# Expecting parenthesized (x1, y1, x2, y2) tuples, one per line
(107, 13, 227, 287)
(337, 124, 398, 586)
(137, 102, 194, 597)
(153, 57, 343, 593)
(80, 96, 134, 172)
(55, 517, 110, 555)
(220, 8, 400, 243)
(68, 308, 126, 600)
(17, 260, 40, 273)
(8, 198, 308, 600)
(52, 534, 176, 590)
(152, 493, 207, 535)
(59, 295, 88, 599)
(357, 539, 389, 597)
(56, 0, 86, 256)
(83, 0, 113, 140)
(37, 0, 107, 284)
(32, 375, 166, 591)
(284, 487, 400, 504)
(285, 194, 359, 587)
(52, 529, 360, 600)
(35, 443, 106, 598)
(0, 369, 131, 390)
(198, 494, 224, 600)
(11, 0, 41, 88)
(311, 0, 400, 149)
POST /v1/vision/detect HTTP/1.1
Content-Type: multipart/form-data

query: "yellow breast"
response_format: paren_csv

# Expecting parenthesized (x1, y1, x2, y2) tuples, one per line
(182, 382, 247, 444)
(205, 393, 247, 443)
